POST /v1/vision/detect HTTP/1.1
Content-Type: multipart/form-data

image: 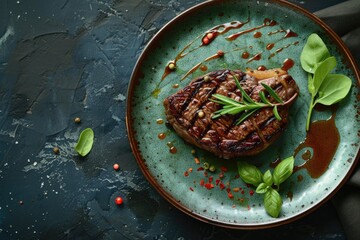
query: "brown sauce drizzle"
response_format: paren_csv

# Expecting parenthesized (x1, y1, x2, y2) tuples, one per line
(161, 17, 251, 80)
(284, 29, 298, 38)
(247, 52, 263, 63)
(181, 47, 246, 80)
(270, 157, 281, 168)
(226, 18, 277, 41)
(293, 109, 340, 178)
(268, 29, 285, 36)
(182, 62, 202, 81)
(265, 29, 298, 53)
(161, 16, 299, 83)
(162, 60, 177, 80)
(268, 41, 299, 59)
(201, 19, 250, 46)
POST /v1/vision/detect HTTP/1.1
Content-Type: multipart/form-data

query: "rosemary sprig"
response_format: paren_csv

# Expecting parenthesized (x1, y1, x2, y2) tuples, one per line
(211, 75, 284, 124)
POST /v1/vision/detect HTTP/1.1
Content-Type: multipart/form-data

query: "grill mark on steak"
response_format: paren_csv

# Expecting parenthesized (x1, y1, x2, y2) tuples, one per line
(188, 86, 221, 139)
(180, 80, 204, 113)
(164, 68, 299, 159)
(189, 70, 246, 140)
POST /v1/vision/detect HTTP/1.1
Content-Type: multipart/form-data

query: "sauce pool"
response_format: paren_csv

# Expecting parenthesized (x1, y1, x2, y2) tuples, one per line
(294, 111, 340, 178)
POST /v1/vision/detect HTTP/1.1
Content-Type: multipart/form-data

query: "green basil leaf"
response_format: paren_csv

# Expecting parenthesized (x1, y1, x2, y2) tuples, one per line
(273, 156, 294, 186)
(75, 128, 94, 157)
(256, 183, 269, 194)
(264, 188, 282, 218)
(313, 56, 337, 94)
(237, 161, 263, 187)
(263, 170, 273, 186)
(300, 33, 331, 74)
(315, 74, 352, 106)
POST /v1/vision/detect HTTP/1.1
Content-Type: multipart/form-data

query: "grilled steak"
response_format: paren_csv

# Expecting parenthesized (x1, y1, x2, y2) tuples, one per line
(164, 68, 299, 159)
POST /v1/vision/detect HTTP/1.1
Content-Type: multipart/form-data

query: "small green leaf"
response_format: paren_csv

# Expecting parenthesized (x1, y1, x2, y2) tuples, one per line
(256, 183, 269, 194)
(75, 128, 94, 157)
(263, 170, 273, 186)
(272, 105, 281, 121)
(312, 56, 337, 94)
(314, 74, 352, 106)
(261, 83, 284, 104)
(264, 188, 282, 218)
(237, 161, 263, 187)
(300, 33, 331, 74)
(273, 156, 294, 186)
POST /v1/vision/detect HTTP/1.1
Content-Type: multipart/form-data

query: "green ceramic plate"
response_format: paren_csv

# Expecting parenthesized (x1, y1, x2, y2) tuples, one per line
(126, 0, 360, 228)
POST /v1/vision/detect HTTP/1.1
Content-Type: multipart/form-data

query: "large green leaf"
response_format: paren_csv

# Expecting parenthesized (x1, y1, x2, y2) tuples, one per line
(315, 74, 352, 105)
(300, 33, 331, 74)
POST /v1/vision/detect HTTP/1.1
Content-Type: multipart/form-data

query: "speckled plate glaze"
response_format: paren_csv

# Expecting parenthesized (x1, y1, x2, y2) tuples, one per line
(126, 0, 360, 229)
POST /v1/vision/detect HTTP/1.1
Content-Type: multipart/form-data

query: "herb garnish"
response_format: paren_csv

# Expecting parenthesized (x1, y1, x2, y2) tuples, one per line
(211, 75, 284, 124)
(300, 33, 352, 131)
(237, 156, 294, 218)
(75, 128, 94, 157)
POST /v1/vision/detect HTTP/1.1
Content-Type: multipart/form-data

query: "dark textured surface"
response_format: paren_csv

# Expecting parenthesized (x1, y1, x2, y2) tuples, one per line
(0, 0, 350, 239)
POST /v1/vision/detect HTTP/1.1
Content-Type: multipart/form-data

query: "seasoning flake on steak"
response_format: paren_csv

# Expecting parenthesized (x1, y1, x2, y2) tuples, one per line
(163, 68, 299, 159)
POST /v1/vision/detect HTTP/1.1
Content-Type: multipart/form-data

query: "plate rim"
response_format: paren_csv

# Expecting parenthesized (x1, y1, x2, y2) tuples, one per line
(126, 0, 360, 229)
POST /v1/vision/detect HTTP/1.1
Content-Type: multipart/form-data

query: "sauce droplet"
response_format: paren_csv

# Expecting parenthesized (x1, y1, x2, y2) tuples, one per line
(297, 175, 304, 182)
(170, 146, 177, 154)
(158, 133, 166, 140)
(241, 52, 250, 59)
(200, 65, 208, 71)
(156, 119, 164, 124)
(281, 58, 295, 71)
(266, 43, 275, 50)
(284, 29, 298, 38)
(161, 61, 176, 80)
(302, 149, 311, 160)
(270, 158, 281, 168)
(287, 191, 293, 201)
(264, 18, 277, 26)
(257, 65, 267, 71)
(253, 31, 262, 38)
